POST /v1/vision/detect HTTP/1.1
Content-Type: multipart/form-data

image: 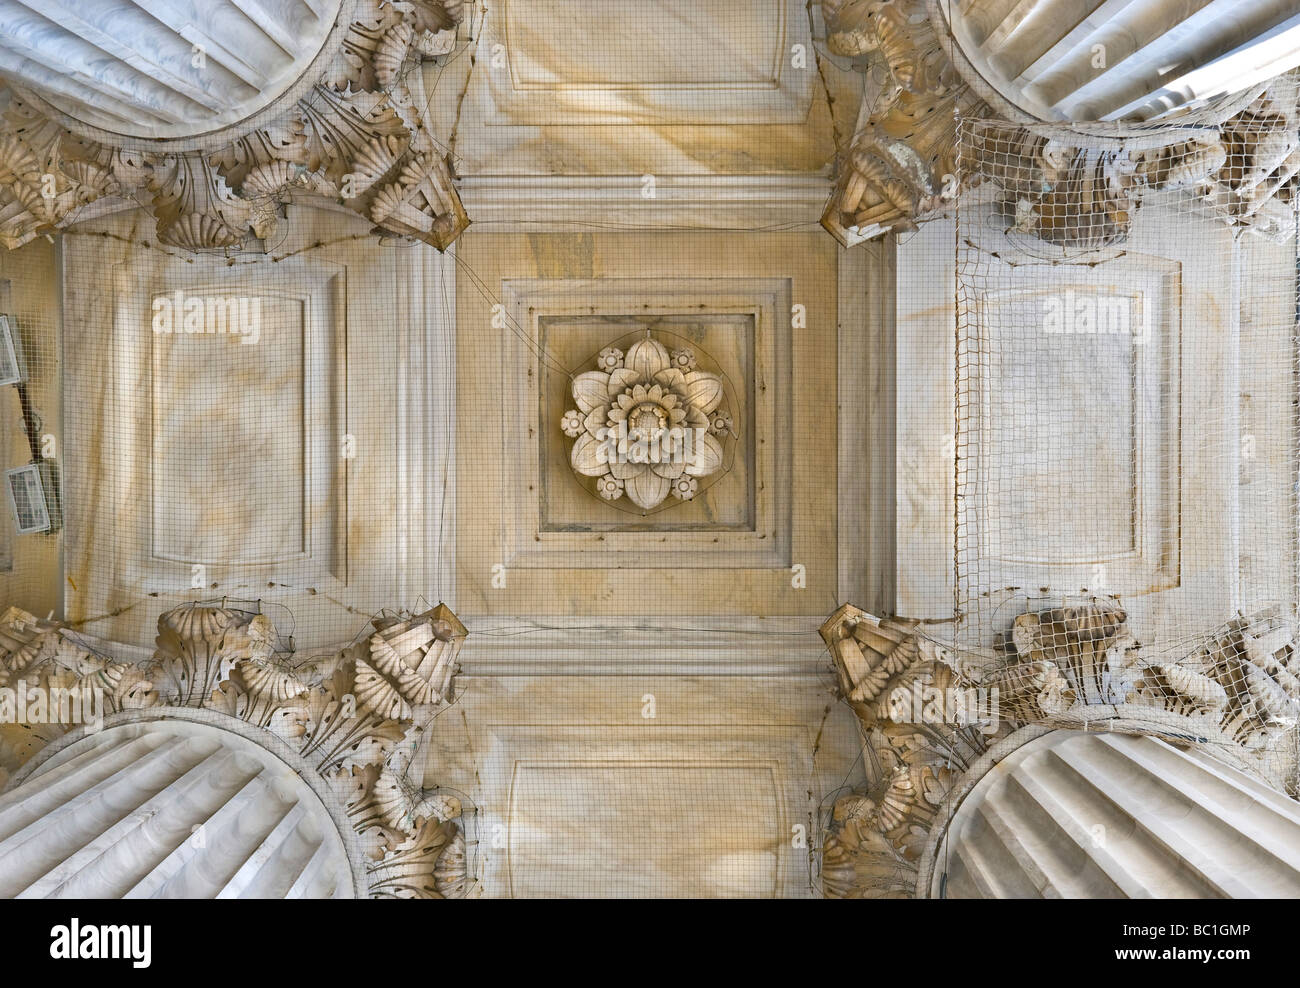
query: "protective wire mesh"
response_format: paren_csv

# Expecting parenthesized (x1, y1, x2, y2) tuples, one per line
(4, 1, 1300, 899)
(950, 102, 1300, 791)
(0, 2, 859, 897)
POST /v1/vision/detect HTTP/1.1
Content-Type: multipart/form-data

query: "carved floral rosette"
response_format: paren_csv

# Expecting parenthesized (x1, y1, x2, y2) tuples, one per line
(0, 0, 468, 252)
(560, 335, 736, 511)
(818, 601, 1300, 898)
(0, 601, 470, 899)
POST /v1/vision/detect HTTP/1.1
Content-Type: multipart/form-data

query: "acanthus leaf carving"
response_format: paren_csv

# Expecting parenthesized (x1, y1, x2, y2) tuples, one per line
(823, 4, 1300, 248)
(0, 601, 470, 898)
(148, 605, 274, 707)
(0, 0, 469, 254)
(148, 154, 254, 250)
(820, 600, 1300, 897)
(366, 815, 459, 899)
(820, 0, 989, 245)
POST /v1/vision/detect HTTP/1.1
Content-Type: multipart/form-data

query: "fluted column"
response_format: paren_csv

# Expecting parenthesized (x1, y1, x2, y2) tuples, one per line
(0, 0, 468, 252)
(0, 0, 349, 141)
(0, 715, 361, 898)
(931, 0, 1300, 124)
(929, 730, 1300, 898)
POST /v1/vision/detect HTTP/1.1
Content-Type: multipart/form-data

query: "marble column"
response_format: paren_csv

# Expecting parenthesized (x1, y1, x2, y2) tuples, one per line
(929, 729, 1300, 898)
(0, 715, 361, 898)
(930, 0, 1300, 123)
(0, 0, 347, 140)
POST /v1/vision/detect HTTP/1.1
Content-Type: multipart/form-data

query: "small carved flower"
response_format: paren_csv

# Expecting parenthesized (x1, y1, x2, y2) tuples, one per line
(670, 347, 697, 371)
(596, 347, 624, 372)
(709, 410, 733, 436)
(561, 409, 583, 438)
(596, 475, 624, 500)
(670, 476, 698, 500)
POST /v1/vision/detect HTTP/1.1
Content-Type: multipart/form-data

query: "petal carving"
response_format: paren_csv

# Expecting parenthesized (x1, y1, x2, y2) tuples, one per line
(685, 431, 723, 476)
(625, 339, 671, 379)
(572, 372, 611, 413)
(684, 372, 724, 414)
(625, 469, 671, 509)
(571, 432, 607, 476)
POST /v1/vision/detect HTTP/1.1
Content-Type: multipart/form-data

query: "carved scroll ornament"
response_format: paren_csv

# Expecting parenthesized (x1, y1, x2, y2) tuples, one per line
(0, 601, 470, 899)
(0, 0, 468, 252)
(818, 601, 1300, 898)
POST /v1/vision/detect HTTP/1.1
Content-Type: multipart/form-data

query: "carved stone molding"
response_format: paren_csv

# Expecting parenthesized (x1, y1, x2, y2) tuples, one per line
(961, 124, 1145, 249)
(821, 1, 1300, 246)
(966, 77, 1300, 248)
(0, 601, 469, 899)
(818, 605, 1002, 898)
(820, 0, 990, 245)
(818, 602, 1300, 898)
(0, 0, 468, 252)
(926, 0, 1294, 127)
(1170, 75, 1300, 241)
(920, 727, 1300, 898)
(560, 335, 736, 511)
(0, 711, 366, 898)
(0, 0, 353, 142)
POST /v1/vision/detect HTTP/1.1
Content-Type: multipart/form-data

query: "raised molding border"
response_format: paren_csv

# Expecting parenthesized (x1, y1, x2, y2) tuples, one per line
(500, 277, 791, 570)
(110, 254, 349, 596)
(455, 234, 881, 670)
(455, 614, 830, 677)
(968, 251, 1183, 598)
(477, 0, 815, 127)
(474, 724, 814, 898)
(456, 176, 833, 233)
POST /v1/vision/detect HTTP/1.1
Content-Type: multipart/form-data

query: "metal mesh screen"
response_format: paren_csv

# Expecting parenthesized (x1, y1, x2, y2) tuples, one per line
(949, 104, 1300, 790)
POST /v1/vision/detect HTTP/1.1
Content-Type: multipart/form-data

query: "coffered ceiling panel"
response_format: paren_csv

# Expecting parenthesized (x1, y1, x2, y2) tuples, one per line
(487, 0, 814, 125)
(455, 232, 844, 619)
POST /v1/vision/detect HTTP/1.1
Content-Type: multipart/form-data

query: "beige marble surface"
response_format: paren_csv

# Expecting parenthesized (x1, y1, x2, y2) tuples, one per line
(539, 313, 753, 531)
(455, 231, 840, 618)
(427, 2, 859, 181)
(0, 238, 61, 618)
(895, 203, 1300, 645)
(59, 205, 456, 650)
(421, 670, 866, 898)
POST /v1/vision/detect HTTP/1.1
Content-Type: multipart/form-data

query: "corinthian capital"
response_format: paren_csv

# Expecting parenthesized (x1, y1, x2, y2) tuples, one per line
(0, 0, 468, 252)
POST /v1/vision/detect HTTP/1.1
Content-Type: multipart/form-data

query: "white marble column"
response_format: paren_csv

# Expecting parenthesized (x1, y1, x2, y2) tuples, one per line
(0, 715, 361, 898)
(932, 0, 1300, 123)
(929, 729, 1300, 898)
(0, 0, 346, 140)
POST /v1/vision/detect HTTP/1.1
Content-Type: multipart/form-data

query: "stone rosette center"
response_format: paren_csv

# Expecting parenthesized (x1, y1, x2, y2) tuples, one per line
(559, 336, 736, 510)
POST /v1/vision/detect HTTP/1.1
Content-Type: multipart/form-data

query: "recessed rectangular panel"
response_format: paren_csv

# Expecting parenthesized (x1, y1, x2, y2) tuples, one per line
(509, 761, 780, 897)
(962, 250, 1181, 602)
(486, 0, 812, 124)
(505, 0, 782, 87)
(980, 286, 1139, 563)
(540, 313, 754, 532)
(151, 294, 307, 564)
